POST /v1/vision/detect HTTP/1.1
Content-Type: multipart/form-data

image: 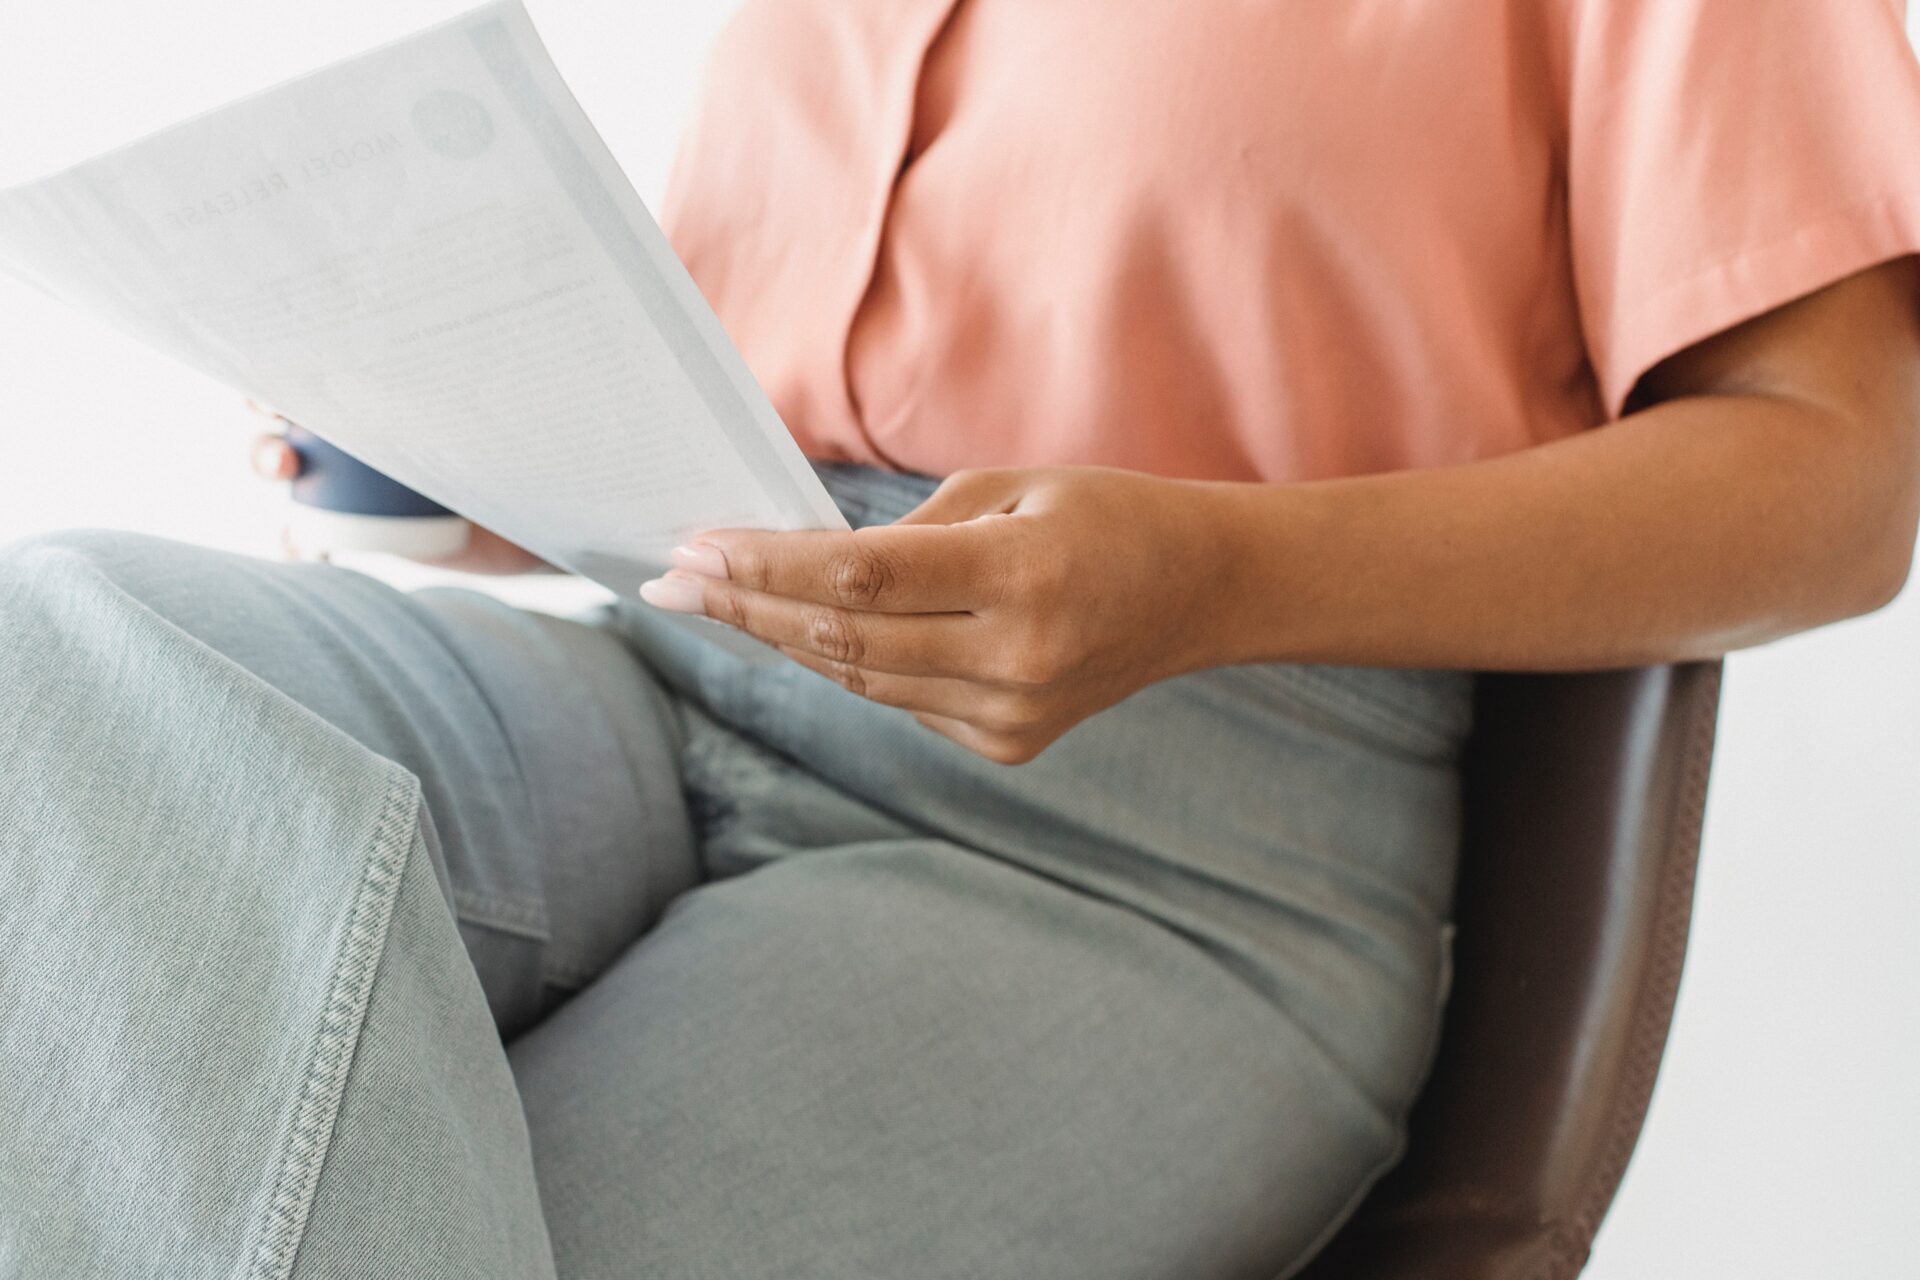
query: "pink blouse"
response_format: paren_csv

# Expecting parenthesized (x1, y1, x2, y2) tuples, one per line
(662, 0, 1920, 484)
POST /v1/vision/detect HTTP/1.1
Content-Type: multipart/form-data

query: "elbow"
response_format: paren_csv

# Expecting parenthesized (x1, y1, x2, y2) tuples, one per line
(1849, 525, 1915, 618)
(1731, 500, 1915, 656)
(1820, 388, 1920, 623)
(1832, 454, 1919, 622)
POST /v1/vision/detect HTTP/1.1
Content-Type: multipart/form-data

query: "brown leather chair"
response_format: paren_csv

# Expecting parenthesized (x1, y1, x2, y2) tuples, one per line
(1298, 662, 1723, 1280)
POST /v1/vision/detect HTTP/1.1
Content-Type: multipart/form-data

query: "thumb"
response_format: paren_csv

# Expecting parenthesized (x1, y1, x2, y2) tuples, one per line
(893, 468, 1027, 527)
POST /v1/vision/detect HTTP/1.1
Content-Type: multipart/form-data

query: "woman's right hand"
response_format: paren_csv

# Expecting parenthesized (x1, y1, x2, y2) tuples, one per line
(247, 409, 556, 575)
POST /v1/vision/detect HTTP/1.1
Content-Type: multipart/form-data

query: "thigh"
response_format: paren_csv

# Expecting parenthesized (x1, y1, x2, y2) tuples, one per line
(509, 840, 1398, 1280)
(5, 530, 699, 1032)
(3, 530, 570, 1275)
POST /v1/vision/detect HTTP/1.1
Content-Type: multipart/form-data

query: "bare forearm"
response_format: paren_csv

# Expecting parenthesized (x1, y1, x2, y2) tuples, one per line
(652, 263, 1920, 763)
(1201, 394, 1918, 672)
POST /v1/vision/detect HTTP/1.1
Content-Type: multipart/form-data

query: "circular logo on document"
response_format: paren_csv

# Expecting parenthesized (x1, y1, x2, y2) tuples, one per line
(412, 90, 495, 160)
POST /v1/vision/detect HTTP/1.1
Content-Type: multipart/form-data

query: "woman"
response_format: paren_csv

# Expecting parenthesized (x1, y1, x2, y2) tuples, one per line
(6, 2, 1920, 1276)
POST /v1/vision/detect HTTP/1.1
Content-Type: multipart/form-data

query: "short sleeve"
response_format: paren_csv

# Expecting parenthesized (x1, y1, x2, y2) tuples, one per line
(1568, 0, 1920, 416)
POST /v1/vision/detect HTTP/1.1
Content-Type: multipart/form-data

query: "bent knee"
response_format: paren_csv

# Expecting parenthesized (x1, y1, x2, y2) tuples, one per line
(0, 529, 294, 691)
(1, 527, 213, 607)
(1, 527, 332, 639)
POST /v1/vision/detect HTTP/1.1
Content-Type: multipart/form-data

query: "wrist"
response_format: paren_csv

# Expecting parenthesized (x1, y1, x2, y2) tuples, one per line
(1154, 476, 1310, 674)
(1186, 478, 1329, 672)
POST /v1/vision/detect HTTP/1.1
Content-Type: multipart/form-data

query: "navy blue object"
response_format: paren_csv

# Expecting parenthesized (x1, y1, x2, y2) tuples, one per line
(286, 425, 454, 518)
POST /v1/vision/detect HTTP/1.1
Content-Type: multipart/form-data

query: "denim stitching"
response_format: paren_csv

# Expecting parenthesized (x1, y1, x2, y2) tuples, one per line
(244, 768, 420, 1280)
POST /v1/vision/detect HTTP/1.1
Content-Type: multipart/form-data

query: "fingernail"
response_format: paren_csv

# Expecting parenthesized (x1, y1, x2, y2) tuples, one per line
(669, 542, 730, 580)
(639, 574, 709, 616)
(253, 437, 299, 480)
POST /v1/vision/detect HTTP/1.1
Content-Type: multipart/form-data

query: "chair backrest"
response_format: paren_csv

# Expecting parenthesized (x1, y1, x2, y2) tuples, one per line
(1297, 663, 1723, 1280)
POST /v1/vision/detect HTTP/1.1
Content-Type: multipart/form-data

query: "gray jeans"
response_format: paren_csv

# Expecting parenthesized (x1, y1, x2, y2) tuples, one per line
(0, 464, 1472, 1280)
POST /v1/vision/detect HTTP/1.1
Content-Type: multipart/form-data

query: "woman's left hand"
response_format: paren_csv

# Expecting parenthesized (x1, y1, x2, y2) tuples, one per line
(640, 467, 1230, 763)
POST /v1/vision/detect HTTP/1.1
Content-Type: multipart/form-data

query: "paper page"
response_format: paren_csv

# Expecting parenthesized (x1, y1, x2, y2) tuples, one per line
(0, 0, 847, 597)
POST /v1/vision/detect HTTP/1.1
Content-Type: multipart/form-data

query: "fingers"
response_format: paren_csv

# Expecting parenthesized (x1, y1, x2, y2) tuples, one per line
(893, 468, 1026, 527)
(251, 433, 301, 481)
(643, 467, 1066, 766)
(645, 571, 987, 677)
(277, 523, 329, 564)
(679, 521, 1006, 614)
(774, 646, 1057, 762)
(909, 710, 1051, 766)
(776, 647, 987, 715)
(246, 399, 301, 481)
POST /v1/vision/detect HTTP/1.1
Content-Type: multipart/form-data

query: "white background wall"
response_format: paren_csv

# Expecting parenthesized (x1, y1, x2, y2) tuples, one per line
(0, 3, 1914, 1274)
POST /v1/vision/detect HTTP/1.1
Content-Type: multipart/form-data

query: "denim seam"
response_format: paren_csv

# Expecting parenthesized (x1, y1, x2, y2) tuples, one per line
(243, 768, 420, 1280)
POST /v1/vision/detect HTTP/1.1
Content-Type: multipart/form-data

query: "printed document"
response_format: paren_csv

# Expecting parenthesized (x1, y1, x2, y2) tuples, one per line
(0, 1, 847, 596)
